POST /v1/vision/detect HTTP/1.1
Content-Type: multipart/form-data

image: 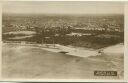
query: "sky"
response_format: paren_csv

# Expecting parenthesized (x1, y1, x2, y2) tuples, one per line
(2, 1, 124, 15)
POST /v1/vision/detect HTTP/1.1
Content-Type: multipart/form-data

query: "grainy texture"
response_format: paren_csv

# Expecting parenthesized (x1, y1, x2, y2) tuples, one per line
(2, 43, 123, 79)
(2, 1, 124, 80)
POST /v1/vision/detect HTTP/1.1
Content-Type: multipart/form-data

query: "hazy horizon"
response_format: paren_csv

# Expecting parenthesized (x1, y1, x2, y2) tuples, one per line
(2, 1, 124, 15)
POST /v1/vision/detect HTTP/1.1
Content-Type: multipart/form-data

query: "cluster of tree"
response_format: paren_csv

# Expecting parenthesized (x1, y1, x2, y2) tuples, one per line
(2, 14, 124, 49)
(33, 26, 124, 48)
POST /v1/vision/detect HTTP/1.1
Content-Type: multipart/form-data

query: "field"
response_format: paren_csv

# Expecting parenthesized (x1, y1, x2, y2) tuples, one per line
(2, 43, 123, 79)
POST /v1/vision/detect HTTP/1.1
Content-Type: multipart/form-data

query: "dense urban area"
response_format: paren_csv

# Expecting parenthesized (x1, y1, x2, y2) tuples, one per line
(2, 14, 124, 49)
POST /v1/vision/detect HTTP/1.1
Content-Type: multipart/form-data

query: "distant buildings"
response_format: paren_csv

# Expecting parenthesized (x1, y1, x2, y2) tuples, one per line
(2, 22, 122, 33)
(74, 26, 121, 32)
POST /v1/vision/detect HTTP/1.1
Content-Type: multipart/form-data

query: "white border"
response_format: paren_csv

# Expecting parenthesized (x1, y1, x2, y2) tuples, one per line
(124, 2, 128, 82)
(0, 1, 127, 82)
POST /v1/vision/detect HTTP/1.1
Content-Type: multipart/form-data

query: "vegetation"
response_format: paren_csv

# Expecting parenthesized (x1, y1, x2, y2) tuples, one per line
(2, 14, 124, 49)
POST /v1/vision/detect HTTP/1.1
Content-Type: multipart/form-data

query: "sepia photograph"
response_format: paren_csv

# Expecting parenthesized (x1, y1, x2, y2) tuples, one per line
(2, 1, 124, 80)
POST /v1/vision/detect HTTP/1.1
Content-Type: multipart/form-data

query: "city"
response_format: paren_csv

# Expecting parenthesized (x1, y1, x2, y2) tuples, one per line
(2, 1, 124, 79)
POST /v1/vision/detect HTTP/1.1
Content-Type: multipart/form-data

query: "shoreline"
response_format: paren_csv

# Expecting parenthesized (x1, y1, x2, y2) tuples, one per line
(2, 42, 124, 58)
